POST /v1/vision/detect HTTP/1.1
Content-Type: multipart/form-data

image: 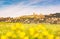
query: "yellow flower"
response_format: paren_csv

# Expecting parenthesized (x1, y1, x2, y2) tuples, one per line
(37, 24, 46, 31)
(20, 25, 25, 30)
(16, 23, 25, 30)
(12, 34, 17, 38)
(47, 34, 54, 39)
(23, 36, 29, 39)
(33, 33, 39, 38)
(6, 32, 13, 37)
(11, 26, 17, 30)
(56, 36, 60, 39)
(18, 31, 26, 38)
(29, 27, 35, 35)
(1, 35, 7, 39)
(16, 23, 22, 27)
(38, 33, 43, 39)
(42, 31, 49, 35)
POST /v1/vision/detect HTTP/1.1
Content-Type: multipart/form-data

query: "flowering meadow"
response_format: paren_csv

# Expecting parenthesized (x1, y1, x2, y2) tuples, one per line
(0, 22, 60, 39)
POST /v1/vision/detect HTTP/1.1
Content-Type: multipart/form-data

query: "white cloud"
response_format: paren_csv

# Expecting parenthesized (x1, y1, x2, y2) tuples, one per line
(0, 0, 60, 17)
(26, 0, 54, 6)
(0, 4, 60, 17)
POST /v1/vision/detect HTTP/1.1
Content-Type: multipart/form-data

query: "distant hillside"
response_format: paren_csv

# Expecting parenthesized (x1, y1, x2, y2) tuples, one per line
(45, 13, 60, 18)
(0, 13, 60, 24)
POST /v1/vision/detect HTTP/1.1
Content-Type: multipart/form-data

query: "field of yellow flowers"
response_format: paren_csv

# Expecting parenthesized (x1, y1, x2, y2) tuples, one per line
(0, 22, 60, 39)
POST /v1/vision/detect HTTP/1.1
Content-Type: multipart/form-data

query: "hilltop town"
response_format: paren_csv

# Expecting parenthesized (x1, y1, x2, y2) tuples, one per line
(0, 13, 60, 24)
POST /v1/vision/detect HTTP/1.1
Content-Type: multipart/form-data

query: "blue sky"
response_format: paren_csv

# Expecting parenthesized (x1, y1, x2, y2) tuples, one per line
(0, 0, 60, 17)
(0, 0, 60, 7)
